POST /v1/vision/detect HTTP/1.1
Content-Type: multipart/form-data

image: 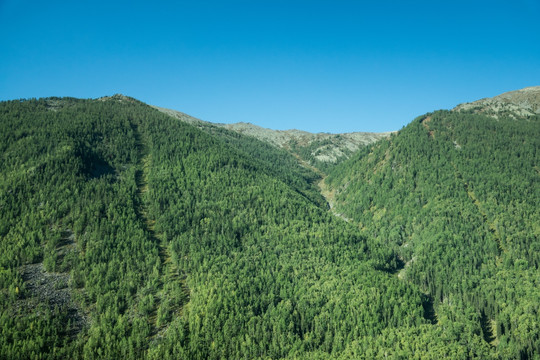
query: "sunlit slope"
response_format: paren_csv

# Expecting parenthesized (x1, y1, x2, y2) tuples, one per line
(0, 96, 434, 359)
(326, 109, 540, 358)
(153, 105, 392, 173)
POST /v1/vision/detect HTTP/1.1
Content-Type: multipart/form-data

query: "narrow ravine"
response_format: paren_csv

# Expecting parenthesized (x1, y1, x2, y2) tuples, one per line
(294, 149, 439, 326)
(287, 150, 352, 222)
(318, 178, 353, 222)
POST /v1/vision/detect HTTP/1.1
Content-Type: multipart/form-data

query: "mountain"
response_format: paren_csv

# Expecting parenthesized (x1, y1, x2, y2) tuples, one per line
(0, 95, 414, 359)
(0, 88, 538, 359)
(453, 86, 540, 119)
(152, 105, 392, 172)
(325, 86, 540, 358)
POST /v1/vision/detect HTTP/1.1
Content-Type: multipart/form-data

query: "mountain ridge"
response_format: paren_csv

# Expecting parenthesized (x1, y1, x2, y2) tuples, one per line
(1, 87, 538, 358)
(453, 85, 540, 118)
(324, 87, 540, 359)
(151, 105, 393, 170)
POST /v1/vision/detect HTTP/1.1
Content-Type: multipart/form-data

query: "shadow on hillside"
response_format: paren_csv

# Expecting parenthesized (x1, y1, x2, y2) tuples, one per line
(422, 294, 438, 324)
(88, 159, 115, 179)
(480, 310, 496, 345)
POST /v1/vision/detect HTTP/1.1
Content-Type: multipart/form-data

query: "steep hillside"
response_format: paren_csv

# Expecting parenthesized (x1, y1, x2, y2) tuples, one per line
(326, 99, 540, 358)
(152, 105, 392, 172)
(1, 95, 449, 359)
(1, 90, 538, 359)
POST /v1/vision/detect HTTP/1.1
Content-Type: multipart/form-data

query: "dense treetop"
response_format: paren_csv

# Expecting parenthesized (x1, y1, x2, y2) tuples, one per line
(0, 95, 538, 359)
(326, 109, 540, 359)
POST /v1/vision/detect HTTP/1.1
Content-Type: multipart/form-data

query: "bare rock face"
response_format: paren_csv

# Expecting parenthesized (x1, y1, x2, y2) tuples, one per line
(98, 94, 135, 103)
(221, 122, 392, 155)
(453, 86, 540, 119)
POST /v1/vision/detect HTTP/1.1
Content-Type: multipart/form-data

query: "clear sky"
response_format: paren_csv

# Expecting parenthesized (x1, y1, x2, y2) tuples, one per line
(1, 1, 539, 133)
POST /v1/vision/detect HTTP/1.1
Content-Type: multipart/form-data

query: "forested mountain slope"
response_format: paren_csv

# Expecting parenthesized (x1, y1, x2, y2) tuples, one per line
(325, 103, 540, 358)
(153, 105, 392, 173)
(0, 96, 444, 359)
(1, 92, 538, 359)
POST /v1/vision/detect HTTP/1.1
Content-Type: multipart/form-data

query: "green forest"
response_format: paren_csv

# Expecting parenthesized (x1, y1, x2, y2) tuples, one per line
(0, 95, 538, 359)
(326, 110, 540, 359)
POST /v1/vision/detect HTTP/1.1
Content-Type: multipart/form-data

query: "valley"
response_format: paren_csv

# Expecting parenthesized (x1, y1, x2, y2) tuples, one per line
(0, 88, 538, 359)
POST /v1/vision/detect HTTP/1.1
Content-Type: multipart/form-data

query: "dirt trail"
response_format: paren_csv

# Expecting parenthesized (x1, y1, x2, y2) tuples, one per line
(133, 126, 189, 336)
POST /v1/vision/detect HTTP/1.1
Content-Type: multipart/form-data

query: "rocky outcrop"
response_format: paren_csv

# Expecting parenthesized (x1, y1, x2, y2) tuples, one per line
(454, 86, 540, 119)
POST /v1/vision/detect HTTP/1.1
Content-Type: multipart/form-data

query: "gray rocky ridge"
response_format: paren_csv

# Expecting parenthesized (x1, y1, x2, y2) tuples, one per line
(453, 86, 540, 119)
(152, 105, 393, 165)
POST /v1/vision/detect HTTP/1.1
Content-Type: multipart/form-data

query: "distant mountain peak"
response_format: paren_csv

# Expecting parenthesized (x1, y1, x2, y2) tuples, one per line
(152, 105, 393, 169)
(97, 94, 138, 103)
(453, 86, 540, 119)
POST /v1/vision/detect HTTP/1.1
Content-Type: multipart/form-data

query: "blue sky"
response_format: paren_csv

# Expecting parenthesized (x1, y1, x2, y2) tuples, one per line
(1, 1, 539, 133)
